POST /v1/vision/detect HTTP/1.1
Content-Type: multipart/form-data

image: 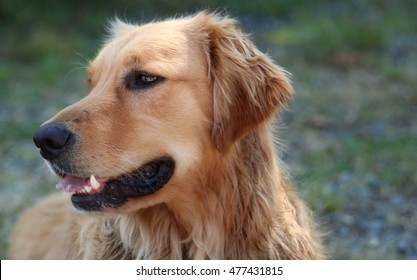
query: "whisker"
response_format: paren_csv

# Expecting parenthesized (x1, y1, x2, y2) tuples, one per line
(74, 51, 92, 65)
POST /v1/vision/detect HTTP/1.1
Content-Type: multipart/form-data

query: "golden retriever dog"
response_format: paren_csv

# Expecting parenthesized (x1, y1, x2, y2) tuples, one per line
(9, 12, 323, 259)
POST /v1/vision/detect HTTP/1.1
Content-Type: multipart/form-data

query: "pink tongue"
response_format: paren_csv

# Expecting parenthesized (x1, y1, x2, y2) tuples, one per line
(56, 176, 89, 193)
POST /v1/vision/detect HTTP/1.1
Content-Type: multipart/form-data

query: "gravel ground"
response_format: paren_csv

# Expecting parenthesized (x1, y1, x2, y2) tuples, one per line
(321, 176, 417, 259)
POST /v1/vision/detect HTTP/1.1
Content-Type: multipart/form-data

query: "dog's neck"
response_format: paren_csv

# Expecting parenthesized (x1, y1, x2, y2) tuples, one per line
(110, 125, 321, 259)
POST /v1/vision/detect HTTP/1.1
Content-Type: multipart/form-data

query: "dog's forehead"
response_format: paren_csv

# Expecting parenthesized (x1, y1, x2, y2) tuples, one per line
(90, 19, 199, 75)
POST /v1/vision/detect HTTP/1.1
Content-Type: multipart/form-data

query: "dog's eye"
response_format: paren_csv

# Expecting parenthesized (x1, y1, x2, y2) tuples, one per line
(124, 71, 160, 90)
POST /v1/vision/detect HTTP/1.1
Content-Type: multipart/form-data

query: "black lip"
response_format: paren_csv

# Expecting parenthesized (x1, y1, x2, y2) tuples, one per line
(71, 157, 175, 211)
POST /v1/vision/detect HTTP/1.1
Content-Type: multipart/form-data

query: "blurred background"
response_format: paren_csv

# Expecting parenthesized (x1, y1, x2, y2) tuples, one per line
(1, 0, 416, 259)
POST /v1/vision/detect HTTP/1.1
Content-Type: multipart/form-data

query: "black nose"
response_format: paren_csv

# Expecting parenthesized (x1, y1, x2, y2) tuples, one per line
(33, 123, 73, 160)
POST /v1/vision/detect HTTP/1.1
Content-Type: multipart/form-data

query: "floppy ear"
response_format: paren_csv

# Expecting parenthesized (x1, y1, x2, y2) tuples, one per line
(194, 12, 294, 153)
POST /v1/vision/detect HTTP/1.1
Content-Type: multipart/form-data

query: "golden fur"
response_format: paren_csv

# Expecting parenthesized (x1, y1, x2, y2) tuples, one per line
(9, 12, 323, 259)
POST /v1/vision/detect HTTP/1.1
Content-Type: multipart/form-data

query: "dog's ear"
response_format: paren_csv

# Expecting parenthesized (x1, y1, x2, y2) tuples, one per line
(194, 12, 294, 153)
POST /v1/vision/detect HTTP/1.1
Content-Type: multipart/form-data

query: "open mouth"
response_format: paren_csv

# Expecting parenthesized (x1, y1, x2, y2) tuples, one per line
(53, 157, 175, 211)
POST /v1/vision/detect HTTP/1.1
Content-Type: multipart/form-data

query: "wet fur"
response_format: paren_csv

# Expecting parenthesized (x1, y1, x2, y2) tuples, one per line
(9, 12, 323, 259)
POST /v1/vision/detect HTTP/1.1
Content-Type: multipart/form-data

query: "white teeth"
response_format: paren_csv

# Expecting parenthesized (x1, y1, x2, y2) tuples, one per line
(77, 189, 87, 194)
(85, 186, 92, 193)
(90, 175, 100, 189)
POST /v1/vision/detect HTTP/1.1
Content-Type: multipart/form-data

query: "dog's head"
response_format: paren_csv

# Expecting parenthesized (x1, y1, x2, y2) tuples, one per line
(33, 12, 293, 212)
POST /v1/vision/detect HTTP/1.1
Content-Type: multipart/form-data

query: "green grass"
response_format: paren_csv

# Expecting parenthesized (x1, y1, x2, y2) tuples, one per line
(271, 18, 384, 63)
(298, 134, 417, 207)
(269, 0, 417, 64)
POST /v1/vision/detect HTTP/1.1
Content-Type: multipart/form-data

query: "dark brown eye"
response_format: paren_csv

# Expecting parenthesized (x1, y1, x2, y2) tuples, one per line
(124, 70, 161, 90)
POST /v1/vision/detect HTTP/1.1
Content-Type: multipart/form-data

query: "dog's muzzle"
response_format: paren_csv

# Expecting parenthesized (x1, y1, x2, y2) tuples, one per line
(33, 123, 176, 211)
